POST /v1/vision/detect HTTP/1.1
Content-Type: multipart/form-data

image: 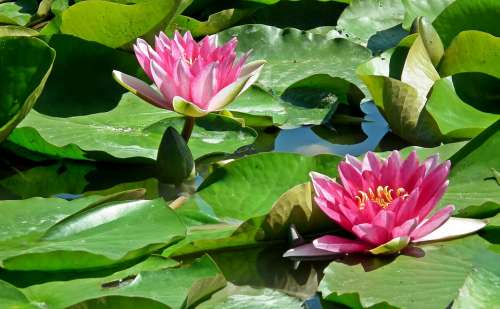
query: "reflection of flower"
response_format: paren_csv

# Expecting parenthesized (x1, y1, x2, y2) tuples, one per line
(113, 31, 265, 117)
(284, 151, 485, 258)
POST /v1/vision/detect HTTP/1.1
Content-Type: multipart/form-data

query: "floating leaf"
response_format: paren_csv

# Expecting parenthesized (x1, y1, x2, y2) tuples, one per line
(0, 197, 185, 271)
(444, 120, 500, 217)
(433, 0, 500, 46)
(320, 236, 500, 309)
(0, 36, 55, 143)
(59, 0, 183, 48)
(336, 0, 405, 44)
(439, 30, 500, 79)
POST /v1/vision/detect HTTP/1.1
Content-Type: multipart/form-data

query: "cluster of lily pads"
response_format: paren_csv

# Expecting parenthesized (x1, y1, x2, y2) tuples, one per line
(0, 0, 499, 308)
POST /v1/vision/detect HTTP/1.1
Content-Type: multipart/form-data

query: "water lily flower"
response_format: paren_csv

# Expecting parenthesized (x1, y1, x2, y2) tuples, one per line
(113, 31, 265, 118)
(284, 151, 486, 258)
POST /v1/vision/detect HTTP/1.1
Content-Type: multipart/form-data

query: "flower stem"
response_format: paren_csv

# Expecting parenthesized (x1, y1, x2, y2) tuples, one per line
(181, 116, 195, 142)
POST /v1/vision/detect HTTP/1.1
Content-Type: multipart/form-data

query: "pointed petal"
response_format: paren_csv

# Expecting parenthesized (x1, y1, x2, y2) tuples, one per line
(392, 218, 418, 238)
(338, 162, 364, 196)
(413, 217, 486, 243)
(423, 154, 441, 174)
(369, 237, 410, 255)
(363, 151, 382, 174)
(172, 96, 208, 117)
(190, 63, 216, 108)
(411, 205, 455, 240)
(345, 154, 363, 172)
(372, 210, 395, 230)
(282, 243, 337, 259)
(112, 71, 169, 109)
(310, 171, 346, 203)
(237, 60, 266, 94)
(313, 235, 368, 253)
(205, 62, 264, 112)
(352, 223, 390, 245)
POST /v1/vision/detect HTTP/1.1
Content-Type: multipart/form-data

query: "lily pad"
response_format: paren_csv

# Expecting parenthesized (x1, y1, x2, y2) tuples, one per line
(443, 120, 500, 216)
(198, 284, 303, 309)
(0, 36, 55, 142)
(0, 196, 185, 271)
(163, 152, 341, 256)
(217, 24, 371, 96)
(336, 0, 405, 44)
(0, 0, 37, 26)
(402, 0, 456, 29)
(59, 0, 183, 48)
(433, 0, 500, 46)
(8, 93, 257, 161)
(320, 236, 500, 309)
(3, 255, 224, 309)
(425, 78, 499, 139)
(438, 30, 500, 79)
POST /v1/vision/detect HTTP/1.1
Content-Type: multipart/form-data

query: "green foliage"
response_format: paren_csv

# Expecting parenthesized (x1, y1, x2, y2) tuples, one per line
(0, 36, 55, 143)
(0, 0, 499, 307)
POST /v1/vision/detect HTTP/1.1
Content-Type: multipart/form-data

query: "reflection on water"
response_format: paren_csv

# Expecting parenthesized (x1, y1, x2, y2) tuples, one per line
(274, 102, 389, 156)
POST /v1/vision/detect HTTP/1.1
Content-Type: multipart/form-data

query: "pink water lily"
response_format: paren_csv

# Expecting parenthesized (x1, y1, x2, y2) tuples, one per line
(284, 151, 486, 258)
(113, 31, 265, 117)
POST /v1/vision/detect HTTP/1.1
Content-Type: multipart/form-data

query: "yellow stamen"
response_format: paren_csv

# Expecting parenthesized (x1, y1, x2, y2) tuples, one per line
(355, 185, 409, 209)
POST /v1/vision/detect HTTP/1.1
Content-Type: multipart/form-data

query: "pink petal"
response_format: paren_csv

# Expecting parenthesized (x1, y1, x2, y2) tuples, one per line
(393, 188, 420, 225)
(380, 151, 401, 188)
(352, 223, 390, 245)
(313, 235, 368, 253)
(392, 218, 418, 238)
(417, 164, 450, 207)
(310, 172, 346, 204)
(282, 243, 337, 258)
(134, 39, 154, 80)
(313, 197, 353, 232)
(345, 155, 363, 172)
(150, 61, 176, 104)
(372, 210, 395, 230)
(112, 71, 169, 109)
(190, 63, 216, 108)
(423, 154, 441, 175)
(417, 181, 449, 221)
(338, 162, 364, 196)
(362, 151, 382, 174)
(410, 205, 455, 240)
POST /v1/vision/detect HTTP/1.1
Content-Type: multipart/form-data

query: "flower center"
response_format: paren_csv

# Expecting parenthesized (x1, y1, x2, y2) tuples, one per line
(355, 186, 409, 209)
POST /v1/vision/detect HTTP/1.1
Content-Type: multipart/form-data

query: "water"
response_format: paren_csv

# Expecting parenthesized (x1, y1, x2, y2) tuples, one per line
(275, 102, 389, 156)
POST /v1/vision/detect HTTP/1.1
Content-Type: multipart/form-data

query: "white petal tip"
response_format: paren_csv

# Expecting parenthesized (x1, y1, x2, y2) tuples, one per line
(413, 217, 487, 243)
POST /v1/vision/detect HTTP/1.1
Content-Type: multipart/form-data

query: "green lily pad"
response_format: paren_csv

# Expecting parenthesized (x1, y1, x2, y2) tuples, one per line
(59, 0, 183, 48)
(0, 36, 55, 142)
(0, 25, 38, 37)
(443, 120, 500, 217)
(0, 0, 37, 26)
(336, 0, 405, 44)
(402, 0, 456, 29)
(439, 30, 500, 79)
(198, 284, 303, 309)
(163, 152, 341, 256)
(1, 255, 224, 309)
(167, 8, 252, 37)
(426, 78, 499, 139)
(217, 24, 371, 96)
(8, 93, 257, 161)
(0, 196, 185, 271)
(320, 236, 500, 309)
(433, 0, 500, 46)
